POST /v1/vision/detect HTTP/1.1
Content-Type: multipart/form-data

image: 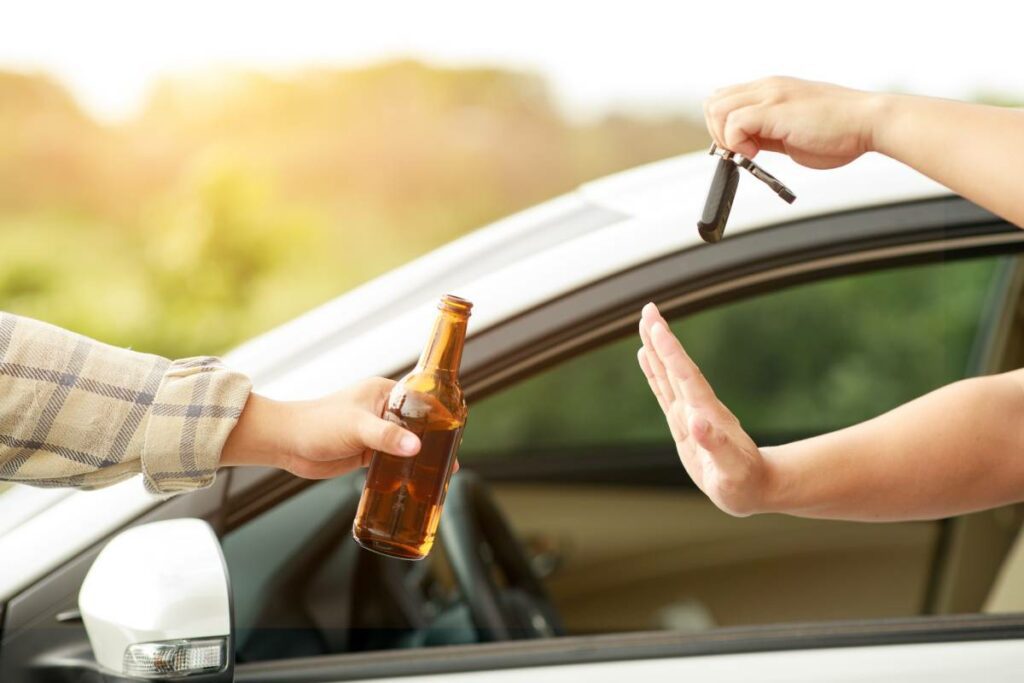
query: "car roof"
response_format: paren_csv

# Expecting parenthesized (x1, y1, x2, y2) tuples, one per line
(232, 150, 951, 398)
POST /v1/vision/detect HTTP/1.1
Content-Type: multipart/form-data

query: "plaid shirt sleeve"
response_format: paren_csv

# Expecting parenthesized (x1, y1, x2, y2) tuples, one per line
(0, 312, 252, 495)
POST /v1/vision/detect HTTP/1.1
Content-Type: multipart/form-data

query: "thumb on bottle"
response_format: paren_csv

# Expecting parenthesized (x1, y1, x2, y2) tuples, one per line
(359, 414, 421, 456)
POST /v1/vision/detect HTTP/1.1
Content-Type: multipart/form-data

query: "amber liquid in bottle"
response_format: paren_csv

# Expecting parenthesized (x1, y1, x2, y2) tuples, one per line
(352, 295, 471, 560)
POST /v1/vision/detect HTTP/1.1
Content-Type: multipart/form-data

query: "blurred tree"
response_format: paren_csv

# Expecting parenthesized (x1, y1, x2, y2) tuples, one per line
(141, 155, 333, 357)
(0, 71, 108, 213)
(0, 61, 707, 356)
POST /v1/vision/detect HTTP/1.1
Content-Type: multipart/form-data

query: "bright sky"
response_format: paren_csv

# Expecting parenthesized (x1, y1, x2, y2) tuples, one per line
(1, 0, 1022, 123)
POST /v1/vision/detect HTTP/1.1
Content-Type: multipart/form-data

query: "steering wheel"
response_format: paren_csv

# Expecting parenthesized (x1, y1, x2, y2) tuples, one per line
(439, 471, 565, 641)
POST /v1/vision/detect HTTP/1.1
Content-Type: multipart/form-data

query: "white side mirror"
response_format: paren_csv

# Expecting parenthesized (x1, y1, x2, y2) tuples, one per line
(79, 518, 233, 681)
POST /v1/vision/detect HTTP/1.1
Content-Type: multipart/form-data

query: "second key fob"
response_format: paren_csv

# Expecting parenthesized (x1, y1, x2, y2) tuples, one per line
(697, 157, 740, 243)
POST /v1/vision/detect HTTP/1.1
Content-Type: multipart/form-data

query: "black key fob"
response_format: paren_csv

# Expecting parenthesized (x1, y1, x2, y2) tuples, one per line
(696, 143, 796, 244)
(697, 157, 740, 244)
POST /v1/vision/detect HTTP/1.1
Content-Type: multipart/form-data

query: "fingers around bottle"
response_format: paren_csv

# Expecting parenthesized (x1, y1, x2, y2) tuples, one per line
(360, 413, 421, 456)
(287, 454, 364, 480)
(360, 376, 397, 412)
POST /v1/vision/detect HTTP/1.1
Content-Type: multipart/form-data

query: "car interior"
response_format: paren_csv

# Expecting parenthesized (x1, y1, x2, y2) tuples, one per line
(220, 250, 1024, 664)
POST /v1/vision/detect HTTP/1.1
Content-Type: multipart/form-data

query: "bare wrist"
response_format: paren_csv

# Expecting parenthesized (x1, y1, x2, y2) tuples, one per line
(219, 393, 297, 470)
(758, 446, 792, 515)
(864, 92, 906, 157)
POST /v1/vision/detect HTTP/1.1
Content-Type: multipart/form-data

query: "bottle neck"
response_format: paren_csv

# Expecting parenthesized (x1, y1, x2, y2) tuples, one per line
(416, 308, 468, 376)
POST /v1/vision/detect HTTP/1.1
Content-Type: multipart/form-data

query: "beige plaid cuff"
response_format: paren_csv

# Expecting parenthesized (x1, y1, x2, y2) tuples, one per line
(141, 357, 252, 494)
(0, 312, 252, 495)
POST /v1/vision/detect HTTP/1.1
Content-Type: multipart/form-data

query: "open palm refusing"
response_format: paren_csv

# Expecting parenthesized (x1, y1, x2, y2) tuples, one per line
(637, 303, 769, 517)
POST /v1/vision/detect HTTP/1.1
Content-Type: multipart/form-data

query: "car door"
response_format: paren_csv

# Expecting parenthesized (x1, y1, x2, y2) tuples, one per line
(5, 196, 1024, 682)
(461, 241, 1019, 633)
(452, 196, 1024, 636)
(209, 196, 1024, 681)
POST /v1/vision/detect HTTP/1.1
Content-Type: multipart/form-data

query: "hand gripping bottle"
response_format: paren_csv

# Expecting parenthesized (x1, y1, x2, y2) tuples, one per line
(353, 295, 471, 560)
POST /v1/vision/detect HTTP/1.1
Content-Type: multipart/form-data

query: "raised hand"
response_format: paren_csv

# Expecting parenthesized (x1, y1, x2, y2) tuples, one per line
(638, 303, 771, 517)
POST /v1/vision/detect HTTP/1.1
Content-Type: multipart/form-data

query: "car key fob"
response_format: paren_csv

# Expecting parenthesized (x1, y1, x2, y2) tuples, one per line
(697, 144, 796, 244)
(697, 157, 740, 244)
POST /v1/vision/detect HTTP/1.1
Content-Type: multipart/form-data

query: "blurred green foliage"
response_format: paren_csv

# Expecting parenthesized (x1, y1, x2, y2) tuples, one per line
(0, 62, 707, 357)
(461, 256, 1006, 457)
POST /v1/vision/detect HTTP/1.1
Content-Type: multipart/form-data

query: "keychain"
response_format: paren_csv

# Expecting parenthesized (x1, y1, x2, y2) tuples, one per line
(697, 143, 797, 243)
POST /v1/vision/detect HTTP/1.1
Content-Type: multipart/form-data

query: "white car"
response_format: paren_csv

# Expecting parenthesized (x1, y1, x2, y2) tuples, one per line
(3, 149, 1024, 682)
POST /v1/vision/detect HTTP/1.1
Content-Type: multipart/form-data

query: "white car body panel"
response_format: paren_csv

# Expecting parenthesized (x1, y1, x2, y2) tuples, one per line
(0, 151, 951, 603)
(366, 640, 1024, 683)
(0, 479, 155, 602)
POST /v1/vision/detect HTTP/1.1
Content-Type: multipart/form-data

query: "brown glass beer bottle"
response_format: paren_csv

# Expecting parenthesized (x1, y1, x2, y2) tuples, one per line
(352, 294, 471, 560)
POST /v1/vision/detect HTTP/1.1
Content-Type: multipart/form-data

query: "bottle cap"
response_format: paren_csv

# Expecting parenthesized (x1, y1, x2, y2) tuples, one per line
(439, 294, 472, 316)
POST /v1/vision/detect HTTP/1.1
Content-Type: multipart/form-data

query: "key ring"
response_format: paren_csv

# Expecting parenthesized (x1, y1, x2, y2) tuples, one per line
(697, 143, 796, 243)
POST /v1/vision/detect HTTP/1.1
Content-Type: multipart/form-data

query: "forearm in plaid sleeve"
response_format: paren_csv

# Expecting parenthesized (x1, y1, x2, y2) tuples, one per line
(0, 312, 252, 494)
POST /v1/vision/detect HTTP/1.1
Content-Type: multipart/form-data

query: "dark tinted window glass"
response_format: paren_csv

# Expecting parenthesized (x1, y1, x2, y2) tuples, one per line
(461, 256, 1008, 458)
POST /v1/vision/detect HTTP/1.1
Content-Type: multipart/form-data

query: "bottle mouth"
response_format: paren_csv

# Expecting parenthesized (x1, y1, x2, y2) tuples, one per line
(439, 294, 473, 316)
